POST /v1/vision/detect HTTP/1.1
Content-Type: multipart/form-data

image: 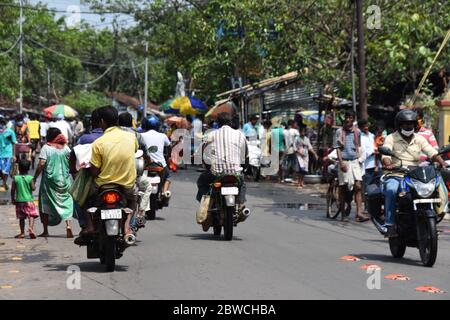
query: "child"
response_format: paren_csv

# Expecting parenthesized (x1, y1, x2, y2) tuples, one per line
(11, 159, 38, 239)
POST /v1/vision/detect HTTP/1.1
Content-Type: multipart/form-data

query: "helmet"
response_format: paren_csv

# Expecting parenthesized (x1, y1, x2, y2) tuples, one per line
(143, 115, 161, 131)
(395, 109, 417, 128)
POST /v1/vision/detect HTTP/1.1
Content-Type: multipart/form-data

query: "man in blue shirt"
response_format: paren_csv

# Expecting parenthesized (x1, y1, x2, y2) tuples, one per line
(0, 118, 17, 190)
(77, 109, 103, 145)
(243, 115, 259, 140)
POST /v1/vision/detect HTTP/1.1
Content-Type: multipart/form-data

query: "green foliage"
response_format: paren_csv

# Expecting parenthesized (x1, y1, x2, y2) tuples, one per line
(62, 91, 108, 115)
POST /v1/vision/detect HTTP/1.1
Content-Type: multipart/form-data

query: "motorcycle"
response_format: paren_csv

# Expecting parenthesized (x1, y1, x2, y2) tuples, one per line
(208, 174, 250, 241)
(144, 146, 171, 220)
(366, 145, 450, 267)
(130, 149, 147, 233)
(83, 186, 134, 272)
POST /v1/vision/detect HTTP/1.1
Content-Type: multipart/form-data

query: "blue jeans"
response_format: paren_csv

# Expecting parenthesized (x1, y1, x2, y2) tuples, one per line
(383, 177, 403, 226)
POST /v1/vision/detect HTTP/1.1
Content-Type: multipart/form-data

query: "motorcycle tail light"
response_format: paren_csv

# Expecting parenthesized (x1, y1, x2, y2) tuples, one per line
(103, 192, 120, 204)
(221, 176, 238, 184)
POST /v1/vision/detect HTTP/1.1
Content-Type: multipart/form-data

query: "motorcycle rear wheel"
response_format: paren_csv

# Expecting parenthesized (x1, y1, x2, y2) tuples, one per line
(146, 195, 157, 220)
(105, 236, 116, 272)
(417, 215, 438, 267)
(223, 207, 234, 241)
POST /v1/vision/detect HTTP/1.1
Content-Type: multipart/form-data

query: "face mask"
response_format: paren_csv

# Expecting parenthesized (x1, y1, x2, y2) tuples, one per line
(401, 128, 414, 137)
(17, 121, 23, 126)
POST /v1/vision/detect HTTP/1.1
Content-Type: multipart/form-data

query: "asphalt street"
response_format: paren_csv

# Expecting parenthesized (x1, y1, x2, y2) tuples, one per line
(0, 167, 449, 300)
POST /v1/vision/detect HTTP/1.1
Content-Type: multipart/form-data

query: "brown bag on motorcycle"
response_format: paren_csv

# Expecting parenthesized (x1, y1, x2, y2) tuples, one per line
(196, 195, 210, 224)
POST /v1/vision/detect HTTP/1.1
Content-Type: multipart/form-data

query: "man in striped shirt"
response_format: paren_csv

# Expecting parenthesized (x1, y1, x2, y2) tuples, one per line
(197, 112, 248, 207)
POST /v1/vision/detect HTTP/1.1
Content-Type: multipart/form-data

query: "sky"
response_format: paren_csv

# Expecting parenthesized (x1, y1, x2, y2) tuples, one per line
(29, 0, 136, 30)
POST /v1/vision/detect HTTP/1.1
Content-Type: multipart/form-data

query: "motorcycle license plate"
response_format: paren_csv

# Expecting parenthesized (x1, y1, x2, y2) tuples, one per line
(101, 209, 122, 220)
(149, 177, 161, 184)
(221, 187, 239, 195)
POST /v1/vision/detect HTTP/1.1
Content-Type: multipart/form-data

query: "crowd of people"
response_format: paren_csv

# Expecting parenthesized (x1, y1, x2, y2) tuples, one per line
(1, 104, 449, 241)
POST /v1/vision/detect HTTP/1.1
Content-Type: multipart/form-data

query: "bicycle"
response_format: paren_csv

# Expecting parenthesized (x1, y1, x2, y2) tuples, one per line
(325, 164, 353, 219)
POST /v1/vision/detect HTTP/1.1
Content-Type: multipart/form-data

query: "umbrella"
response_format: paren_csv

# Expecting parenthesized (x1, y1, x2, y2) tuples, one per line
(166, 116, 189, 129)
(160, 96, 208, 115)
(205, 101, 236, 120)
(43, 104, 78, 118)
(300, 110, 324, 128)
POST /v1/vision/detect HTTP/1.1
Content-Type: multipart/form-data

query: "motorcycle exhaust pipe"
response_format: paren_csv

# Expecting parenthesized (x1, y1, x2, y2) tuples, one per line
(124, 233, 136, 245)
(242, 208, 251, 218)
(164, 191, 172, 198)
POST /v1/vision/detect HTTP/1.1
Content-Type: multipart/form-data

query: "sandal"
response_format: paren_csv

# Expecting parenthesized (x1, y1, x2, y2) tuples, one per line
(14, 234, 25, 239)
(356, 216, 370, 222)
(29, 229, 36, 239)
(37, 232, 49, 237)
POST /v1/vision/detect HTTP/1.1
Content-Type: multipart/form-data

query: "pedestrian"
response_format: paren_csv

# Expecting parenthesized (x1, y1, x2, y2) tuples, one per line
(334, 110, 369, 222)
(358, 119, 378, 215)
(49, 114, 73, 143)
(243, 114, 259, 141)
(282, 119, 300, 183)
(73, 116, 85, 145)
(0, 118, 17, 190)
(269, 117, 285, 182)
(33, 127, 73, 238)
(39, 116, 50, 145)
(11, 159, 38, 239)
(295, 126, 318, 188)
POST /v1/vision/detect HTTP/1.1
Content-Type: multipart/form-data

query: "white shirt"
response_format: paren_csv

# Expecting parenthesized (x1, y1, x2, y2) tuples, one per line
(206, 125, 247, 175)
(360, 131, 376, 170)
(49, 120, 73, 141)
(40, 122, 49, 138)
(141, 130, 171, 167)
(283, 128, 300, 155)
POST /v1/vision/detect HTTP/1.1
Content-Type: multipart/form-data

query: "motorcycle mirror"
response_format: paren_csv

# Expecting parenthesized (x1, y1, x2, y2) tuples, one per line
(438, 144, 450, 155)
(378, 146, 395, 157)
(148, 146, 158, 153)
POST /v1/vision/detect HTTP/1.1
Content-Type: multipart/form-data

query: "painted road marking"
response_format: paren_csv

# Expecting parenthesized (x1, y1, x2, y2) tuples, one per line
(385, 274, 410, 281)
(416, 286, 445, 294)
(340, 255, 361, 262)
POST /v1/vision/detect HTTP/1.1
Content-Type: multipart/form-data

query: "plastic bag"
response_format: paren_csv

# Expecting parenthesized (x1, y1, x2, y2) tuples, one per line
(196, 195, 210, 224)
(69, 169, 93, 207)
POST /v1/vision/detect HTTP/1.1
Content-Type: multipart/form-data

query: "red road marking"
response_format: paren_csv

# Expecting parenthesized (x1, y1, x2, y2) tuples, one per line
(340, 255, 361, 262)
(415, 286, 445, 294)
(385, 274, 410, 281)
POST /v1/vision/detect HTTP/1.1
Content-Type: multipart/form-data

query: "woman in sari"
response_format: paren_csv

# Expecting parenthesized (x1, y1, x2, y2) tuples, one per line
(33, 127, 74, 238)
(295, 126, 318, 188)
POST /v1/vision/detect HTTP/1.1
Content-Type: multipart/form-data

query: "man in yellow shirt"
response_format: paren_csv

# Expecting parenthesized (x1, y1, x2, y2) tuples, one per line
(82, 106, 138, 236)
(27, 114, 40, 168)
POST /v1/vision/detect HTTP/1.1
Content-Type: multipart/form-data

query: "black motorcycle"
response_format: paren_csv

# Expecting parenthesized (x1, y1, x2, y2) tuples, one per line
(208, 174, 250, 241)
(366, 145, 450, 267)
(82, 186, 134, 272)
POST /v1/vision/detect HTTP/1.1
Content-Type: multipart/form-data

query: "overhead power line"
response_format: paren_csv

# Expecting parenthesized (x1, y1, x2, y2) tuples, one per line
(54, 63, 116, 86)
(0, 35, 21, 56)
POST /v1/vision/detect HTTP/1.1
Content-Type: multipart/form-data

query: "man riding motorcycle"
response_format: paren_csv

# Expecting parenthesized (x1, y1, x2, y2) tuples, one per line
(140, 115, 172, 197)
(196, 112, 248, 214)
(75, 106, 138, 242)
(381, 109, 448, 237)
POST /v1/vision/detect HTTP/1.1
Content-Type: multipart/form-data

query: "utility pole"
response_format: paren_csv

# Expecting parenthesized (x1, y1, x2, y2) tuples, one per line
(356, 0, 368, 120)
(143, 41, 148, 119)
(19, 0, 23, 114)
(350, 4, 357, 115)
(47, 68, 51, 103)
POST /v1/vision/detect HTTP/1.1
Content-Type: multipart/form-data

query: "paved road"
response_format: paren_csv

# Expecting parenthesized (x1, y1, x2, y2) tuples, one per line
(1, 168, 449, 299)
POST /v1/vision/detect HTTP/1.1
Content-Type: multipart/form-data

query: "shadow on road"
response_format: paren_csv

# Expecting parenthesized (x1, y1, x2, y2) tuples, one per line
(43, 261, 129, 273)
(174, 233, 243, 241)
(349, 253, 424, 267)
